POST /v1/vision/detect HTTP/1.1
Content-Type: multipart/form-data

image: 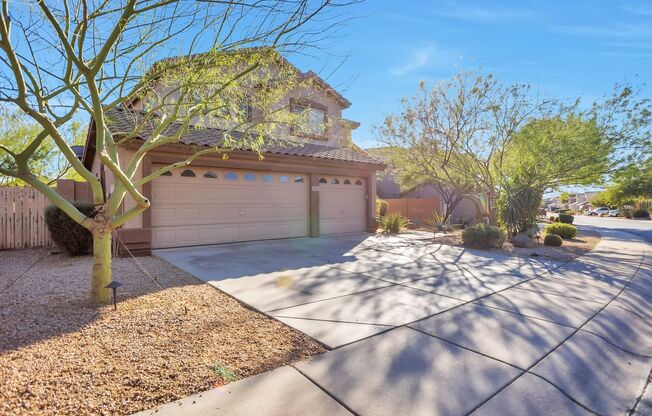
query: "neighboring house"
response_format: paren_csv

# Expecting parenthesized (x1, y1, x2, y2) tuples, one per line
(367, 149, 484, 224)
(545, 191, 600, 211)
(82, 50, 384, 253)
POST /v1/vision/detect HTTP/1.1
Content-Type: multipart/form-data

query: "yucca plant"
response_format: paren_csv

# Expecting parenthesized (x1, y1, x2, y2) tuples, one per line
(378, 213, 408, 234)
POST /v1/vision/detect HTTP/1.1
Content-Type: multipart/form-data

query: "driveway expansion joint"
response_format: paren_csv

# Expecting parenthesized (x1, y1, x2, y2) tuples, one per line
(467, 241, 648, 415)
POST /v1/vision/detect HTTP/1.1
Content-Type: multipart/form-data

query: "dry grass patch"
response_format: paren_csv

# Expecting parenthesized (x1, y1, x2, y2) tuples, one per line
(0, 249, 325, 416)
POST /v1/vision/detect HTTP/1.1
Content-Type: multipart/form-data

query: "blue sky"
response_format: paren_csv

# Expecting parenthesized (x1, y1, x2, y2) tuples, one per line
(289, 0, 652, 149)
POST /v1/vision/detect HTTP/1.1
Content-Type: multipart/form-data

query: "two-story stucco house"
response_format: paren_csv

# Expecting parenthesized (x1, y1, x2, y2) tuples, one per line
(81, 50, 384, 253)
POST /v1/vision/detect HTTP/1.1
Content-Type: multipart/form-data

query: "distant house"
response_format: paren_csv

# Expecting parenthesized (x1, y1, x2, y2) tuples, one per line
(545, 191, 601, 211)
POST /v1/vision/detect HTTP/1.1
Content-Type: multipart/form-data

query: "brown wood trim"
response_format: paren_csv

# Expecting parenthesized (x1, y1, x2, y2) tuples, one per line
(366, 172, 376, 232)
(144, 153, 380, 178)
(142, 155, 153, 229)
(310, 173, 320, 237)
(122, 141, 385, 171)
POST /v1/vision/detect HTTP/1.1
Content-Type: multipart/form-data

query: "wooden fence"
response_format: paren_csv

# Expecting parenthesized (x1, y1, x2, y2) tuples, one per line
(0, 186, 53, 249)
(385, 197, 442, 225)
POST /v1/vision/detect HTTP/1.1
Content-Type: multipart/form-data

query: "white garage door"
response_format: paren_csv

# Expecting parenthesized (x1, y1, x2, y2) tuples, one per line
(151, 166, 309, 249)
(319, 176, 366, 235)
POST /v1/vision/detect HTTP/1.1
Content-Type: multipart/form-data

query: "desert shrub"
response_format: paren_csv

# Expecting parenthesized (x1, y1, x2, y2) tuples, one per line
(44, 201, 97, 256)
(425, 212, 450, 233)
(378, 212, 407, 234)
(622, 207, 633, 218)
(376, 198, 388, 217)
(462, 223, 505, 249)
(497, 177, 542, 236)
(544, 233, 563, 247)
(558, 214, 574, 224)
(544, 223, 577, 239)
(632, 209, 650, 219)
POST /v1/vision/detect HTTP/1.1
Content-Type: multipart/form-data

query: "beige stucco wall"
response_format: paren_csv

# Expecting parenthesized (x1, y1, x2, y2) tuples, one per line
(132, 62, 355, 149)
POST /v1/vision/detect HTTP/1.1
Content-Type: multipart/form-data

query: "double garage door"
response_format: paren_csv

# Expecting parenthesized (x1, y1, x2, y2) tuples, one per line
(151, 165, 365, 249)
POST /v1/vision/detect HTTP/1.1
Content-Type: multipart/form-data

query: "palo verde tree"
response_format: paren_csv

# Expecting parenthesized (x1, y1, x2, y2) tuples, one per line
(376, 72, 544, 224)
(0, 0, 354, 303)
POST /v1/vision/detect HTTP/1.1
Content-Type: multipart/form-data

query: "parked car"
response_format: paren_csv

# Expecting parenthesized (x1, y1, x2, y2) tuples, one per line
(588, 207, 610, 216)
(608, 209, 620, 217)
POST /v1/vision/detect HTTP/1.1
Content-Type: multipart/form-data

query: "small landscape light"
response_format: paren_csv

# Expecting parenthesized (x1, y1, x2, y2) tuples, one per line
(105, 281, 123, 310)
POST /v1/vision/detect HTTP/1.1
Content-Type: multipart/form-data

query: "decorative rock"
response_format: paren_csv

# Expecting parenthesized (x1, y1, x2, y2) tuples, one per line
(510, 233, 537, 248)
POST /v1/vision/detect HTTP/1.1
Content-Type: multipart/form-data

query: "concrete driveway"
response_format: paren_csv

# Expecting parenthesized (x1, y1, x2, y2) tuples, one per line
(146, 228, 652, 416)
(154, 232, 558, 348)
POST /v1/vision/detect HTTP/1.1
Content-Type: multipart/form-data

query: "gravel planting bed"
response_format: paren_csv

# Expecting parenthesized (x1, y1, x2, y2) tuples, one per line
(0, 249, 325, 416)
(419, 226, 600, 262)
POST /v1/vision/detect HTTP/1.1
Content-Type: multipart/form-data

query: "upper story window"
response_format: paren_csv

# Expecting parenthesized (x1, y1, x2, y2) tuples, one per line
(291, 100, 327, 139)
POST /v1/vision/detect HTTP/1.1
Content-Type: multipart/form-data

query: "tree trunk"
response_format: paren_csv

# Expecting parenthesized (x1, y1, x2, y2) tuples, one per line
(90, 230, 112, 304)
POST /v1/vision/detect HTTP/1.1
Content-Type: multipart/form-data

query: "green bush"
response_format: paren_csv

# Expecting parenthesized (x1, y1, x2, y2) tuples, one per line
(544, 223, 577, 239)
(462, 223, 505, 249)
(558, 214, 574, 224)
(543, 233, 563, 247)
(44, 201, 97, 256)
(378, 212, 407, 234)
(376, 198, 388, 217)
(632, 209, 650, 219)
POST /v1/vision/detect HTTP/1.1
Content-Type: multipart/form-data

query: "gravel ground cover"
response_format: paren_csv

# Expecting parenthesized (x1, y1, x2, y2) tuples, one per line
(420, 227, 600, 262)
(0, 249, 325, 416)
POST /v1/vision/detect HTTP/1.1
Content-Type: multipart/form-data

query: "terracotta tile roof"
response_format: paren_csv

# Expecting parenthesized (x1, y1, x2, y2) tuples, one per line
(105, 107, 384, 166)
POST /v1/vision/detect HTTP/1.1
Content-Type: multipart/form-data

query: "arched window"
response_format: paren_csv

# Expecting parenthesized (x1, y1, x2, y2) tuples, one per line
(355, 179, 363, 185)
(279, 175, 289, 183)
(180, 169, 196, 177)
(262, 174, 273, 183)
(203, 171, 217, 178)
(225, 171, 238, 180)
(294, 176, 304, 183)
(331, 178, 340, 184)
(319, 177, 327, 184)
(244, 173, 257, 181)
(160, 170, 172, 176)
(343, 179, 351, 185)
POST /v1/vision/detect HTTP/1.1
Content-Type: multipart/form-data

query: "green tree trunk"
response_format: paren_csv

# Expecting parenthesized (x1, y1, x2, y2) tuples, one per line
(90, 230, 112, 304)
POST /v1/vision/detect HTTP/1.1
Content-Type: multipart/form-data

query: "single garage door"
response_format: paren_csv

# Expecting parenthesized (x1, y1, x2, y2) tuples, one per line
(151, 165, 309, 248)
(319, 176, 366, 235)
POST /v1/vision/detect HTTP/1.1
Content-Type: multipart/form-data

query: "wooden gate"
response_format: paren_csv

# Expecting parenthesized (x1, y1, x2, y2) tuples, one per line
(0, 186, 53, 249)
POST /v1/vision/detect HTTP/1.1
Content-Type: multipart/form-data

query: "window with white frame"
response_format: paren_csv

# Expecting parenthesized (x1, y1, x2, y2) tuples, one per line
(292, 101, 326, 138)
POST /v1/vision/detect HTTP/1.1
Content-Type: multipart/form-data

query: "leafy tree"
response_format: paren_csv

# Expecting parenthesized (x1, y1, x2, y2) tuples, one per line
(559, 192, 570, 204)
(0, 107, 85, 185)
(0, 0, 352, 304)
(377, 72, 546, 224)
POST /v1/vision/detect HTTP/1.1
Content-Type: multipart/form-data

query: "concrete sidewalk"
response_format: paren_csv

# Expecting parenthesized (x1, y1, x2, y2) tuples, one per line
(140, 228, 652, 416)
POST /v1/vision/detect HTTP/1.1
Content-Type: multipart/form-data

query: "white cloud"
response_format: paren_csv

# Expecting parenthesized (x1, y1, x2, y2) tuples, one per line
(389, 44, 460, 77)
(434, 3, 534, 23)
(550, 24, 652, 39)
